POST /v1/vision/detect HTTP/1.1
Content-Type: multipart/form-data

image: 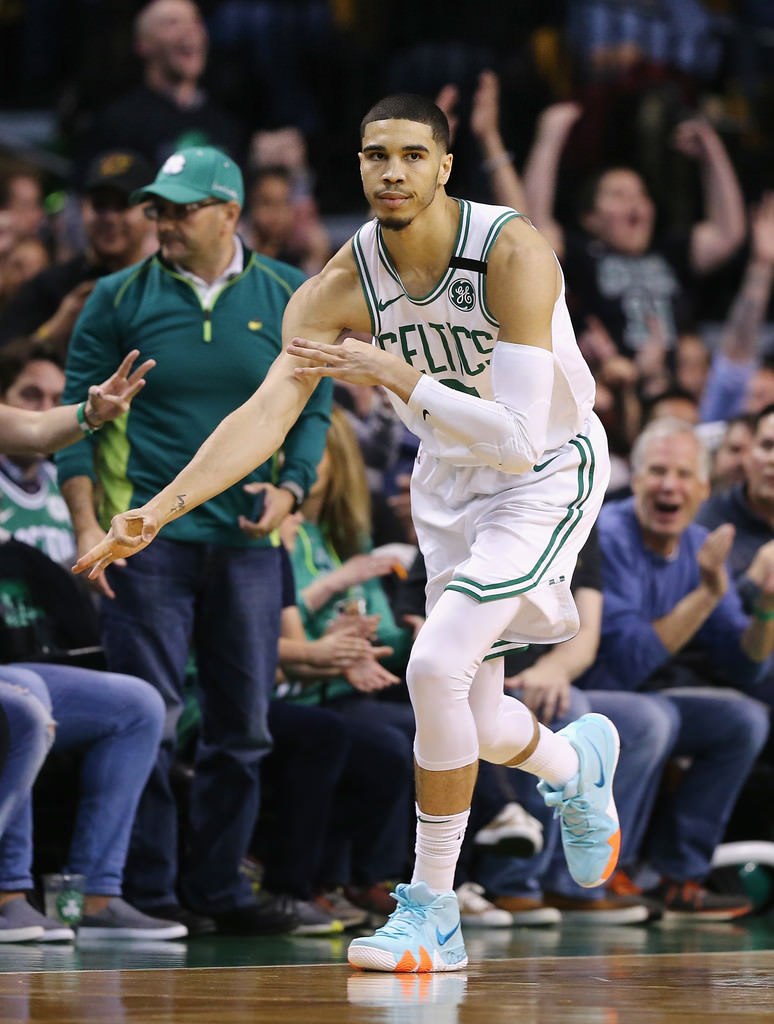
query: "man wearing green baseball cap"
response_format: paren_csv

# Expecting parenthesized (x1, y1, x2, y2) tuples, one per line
(130, 145, 245, 208)
(57, 142, 333, 938)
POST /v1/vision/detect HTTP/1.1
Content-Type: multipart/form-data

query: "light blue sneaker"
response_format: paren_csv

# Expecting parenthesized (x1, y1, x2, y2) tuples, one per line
(347, 882, 468, 973)
(538, 713, 621, 888)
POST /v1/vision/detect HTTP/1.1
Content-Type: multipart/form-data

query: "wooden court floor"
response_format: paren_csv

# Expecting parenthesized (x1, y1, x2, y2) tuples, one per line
(0, 915, 773, 1023)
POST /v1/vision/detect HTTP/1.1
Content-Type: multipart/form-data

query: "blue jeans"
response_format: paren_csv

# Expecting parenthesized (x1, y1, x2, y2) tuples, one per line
(477, 688, 679, 900)
(261, 699, 414, 897)
(101, 538, 283, 913)
(0, 663, 164, 894)
(0, 675, 53, 860)
(332, 694, 417, 881)
(644, 687, 770, 882)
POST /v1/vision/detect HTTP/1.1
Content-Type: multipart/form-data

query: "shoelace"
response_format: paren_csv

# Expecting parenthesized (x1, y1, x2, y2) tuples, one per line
(544, 790, 596, 844)
(377, 890, 430, 938)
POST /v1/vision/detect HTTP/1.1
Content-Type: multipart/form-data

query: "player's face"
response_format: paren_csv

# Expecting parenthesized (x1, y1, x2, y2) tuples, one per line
(632, 433, 709, 554)
(744, 413, 774, 510)
(585, 169, 655, 254)
(359, 119, 452, 232)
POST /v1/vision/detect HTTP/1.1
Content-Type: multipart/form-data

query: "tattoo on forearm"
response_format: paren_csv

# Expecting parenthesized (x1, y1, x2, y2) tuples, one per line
(172, 494, 187, 514)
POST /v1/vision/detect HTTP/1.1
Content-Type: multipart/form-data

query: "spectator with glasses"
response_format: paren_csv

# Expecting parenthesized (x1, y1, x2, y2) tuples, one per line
(55, 145, 333, 937)
(0, 151, 156, 352)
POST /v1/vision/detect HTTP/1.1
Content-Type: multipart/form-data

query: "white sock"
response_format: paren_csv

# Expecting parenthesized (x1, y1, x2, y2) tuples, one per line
(518, 724, 580, 788)
(411, 806, 470, 894)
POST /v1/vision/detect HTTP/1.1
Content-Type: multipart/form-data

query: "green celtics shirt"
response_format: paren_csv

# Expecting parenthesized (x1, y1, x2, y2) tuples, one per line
(0, 457, 75, 566)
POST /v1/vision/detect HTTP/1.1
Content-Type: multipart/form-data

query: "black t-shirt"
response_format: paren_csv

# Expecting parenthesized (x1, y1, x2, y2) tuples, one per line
(0, 539, 99, 662)
(80, 85, 247, 174)
(562, 229, 695, 357)
(0, 254, 107, 345)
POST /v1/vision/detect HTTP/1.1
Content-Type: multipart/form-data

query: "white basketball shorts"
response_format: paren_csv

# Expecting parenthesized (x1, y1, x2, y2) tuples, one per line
(410, 411, 610, 657)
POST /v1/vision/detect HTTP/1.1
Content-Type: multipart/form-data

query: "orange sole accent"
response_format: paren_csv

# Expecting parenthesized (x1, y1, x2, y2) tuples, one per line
(601, 828, 621, 882)
(417, 946, 433, 973)
(394, 946, 433, 973)
(395, 950, 418, 972)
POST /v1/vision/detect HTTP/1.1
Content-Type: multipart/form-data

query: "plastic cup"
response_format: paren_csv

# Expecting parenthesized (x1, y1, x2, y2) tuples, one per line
(42, 873, 85, 928)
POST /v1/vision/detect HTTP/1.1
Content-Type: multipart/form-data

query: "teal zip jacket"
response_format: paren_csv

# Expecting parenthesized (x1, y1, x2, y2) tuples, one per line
(55, 242, 333, 546)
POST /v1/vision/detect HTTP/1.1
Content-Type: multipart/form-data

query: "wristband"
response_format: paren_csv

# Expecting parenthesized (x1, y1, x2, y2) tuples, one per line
(752, 605, 774, 621)
(76, 401, 102, 435)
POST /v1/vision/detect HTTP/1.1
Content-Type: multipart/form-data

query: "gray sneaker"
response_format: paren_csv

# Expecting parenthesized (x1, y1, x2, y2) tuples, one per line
(78, 898, 188, 940)
(0, 897, 72, 942)
(287, 898, 344, 936)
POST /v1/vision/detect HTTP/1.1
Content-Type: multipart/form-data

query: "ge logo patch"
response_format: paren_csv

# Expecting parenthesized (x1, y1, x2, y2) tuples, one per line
(449, 280, 475, 311)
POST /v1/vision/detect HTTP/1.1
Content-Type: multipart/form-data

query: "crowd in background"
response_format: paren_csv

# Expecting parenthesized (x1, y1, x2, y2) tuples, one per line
(1, 0, 774, 941)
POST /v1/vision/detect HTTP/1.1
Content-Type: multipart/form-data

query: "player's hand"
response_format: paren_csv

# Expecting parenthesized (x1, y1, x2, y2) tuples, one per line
(72, 505, 161, 579)
(74, 523, 125, 599)
(82, 349, 156, 428)
(288, 335, 392, 387)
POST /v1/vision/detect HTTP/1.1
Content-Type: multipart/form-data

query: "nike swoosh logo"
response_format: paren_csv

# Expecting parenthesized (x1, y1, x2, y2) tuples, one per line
(533, 453, 560, 472)
(436, 922, 460, 945)
(377, 295, 402, 312)
(422, 409, 430, 421)
(589, 740, 606, 788)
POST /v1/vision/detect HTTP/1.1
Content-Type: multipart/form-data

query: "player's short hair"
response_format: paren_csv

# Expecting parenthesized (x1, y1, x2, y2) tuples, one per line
(360, 94, 450, 152)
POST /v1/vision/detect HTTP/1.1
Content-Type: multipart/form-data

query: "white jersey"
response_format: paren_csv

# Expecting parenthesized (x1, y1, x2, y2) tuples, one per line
(352, 199, 596, 466)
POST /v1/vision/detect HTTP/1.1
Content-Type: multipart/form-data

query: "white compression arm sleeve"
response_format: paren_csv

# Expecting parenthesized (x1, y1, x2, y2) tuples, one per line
(406, 342, 554, 474)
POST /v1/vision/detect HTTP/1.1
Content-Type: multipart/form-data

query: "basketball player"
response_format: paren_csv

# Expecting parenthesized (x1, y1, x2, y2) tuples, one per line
(74, 94, 619, 973)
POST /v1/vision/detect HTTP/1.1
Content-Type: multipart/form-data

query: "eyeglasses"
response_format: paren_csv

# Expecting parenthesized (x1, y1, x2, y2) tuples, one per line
(143, 198, 224, 221)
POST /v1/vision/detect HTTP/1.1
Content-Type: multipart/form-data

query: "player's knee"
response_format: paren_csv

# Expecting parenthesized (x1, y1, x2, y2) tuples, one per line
(475, 711, 534, 764)
(406, 646, 471, 713)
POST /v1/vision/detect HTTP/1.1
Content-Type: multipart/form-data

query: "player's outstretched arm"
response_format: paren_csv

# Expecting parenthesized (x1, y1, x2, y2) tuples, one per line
(0, 348, 154, 456)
